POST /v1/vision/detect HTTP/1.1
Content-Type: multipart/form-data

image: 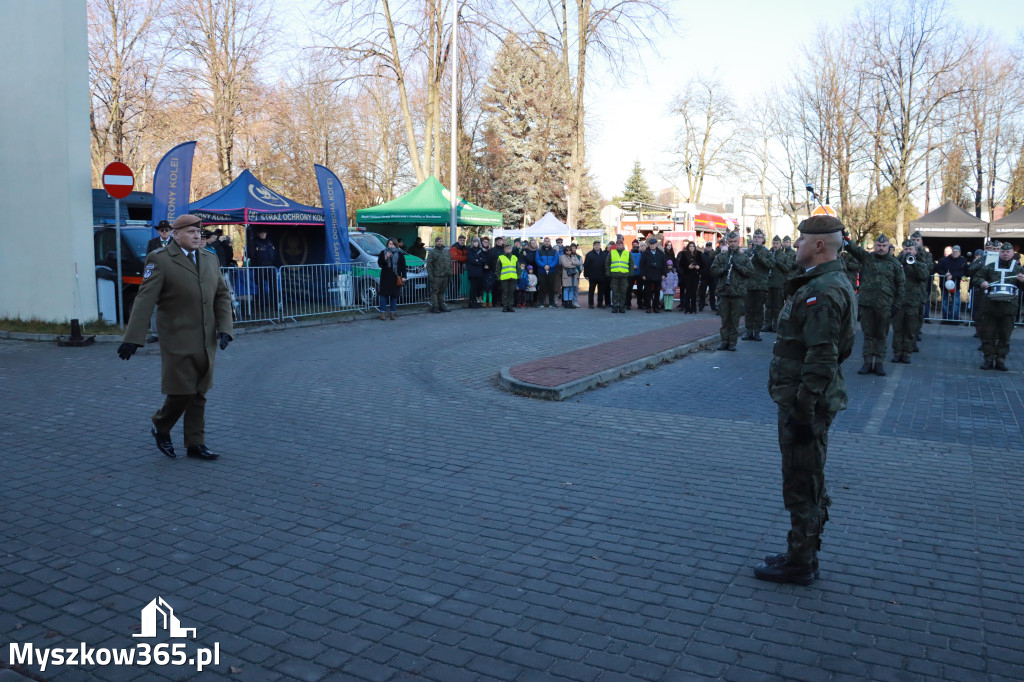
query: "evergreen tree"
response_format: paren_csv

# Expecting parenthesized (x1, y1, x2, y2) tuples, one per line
(622, 161, 654, 203)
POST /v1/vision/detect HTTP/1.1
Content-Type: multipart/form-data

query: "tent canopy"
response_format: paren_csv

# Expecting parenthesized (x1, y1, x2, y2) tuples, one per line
(907, 201, 987, 238)
(989, 206, 1024, 239)
(356, 176, 502, 227)
(190, 169, 324, 225)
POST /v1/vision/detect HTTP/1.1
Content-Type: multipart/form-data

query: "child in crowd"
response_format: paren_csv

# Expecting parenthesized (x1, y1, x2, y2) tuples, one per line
(526, 266, 538, 307)
(662, 260, 678, 312)
(517, 264, 530, 308)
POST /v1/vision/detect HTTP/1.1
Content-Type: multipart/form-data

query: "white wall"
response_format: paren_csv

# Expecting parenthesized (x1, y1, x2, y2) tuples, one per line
(0, 1, 96, 322)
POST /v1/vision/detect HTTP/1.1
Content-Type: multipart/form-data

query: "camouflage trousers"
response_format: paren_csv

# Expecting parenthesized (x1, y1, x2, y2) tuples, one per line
(718, 295, 744, 344)
(430, 275, 449, 309)
(610, 276, 630, 309)
(891, 304, 921, 355)
(765, 287, 784, 331)
(778, 404, 834, 564)
(980, 300, 1017, 361)
(744, 289, 766, 334)
(860, 305, 891, 361)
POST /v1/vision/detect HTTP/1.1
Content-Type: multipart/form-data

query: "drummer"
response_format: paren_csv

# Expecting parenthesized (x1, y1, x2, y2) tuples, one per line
(972, 241, 1024, 371)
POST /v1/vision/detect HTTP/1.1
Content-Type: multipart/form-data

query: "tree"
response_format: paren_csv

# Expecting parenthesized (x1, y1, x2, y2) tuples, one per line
(857, 0, 971, 244)
(621, 161, 653, 204)
(668, 73, 736, 205)
(172, 0, 275, 187)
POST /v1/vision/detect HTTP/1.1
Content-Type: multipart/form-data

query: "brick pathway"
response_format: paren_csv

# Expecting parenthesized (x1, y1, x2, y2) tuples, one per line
(1, 308, 1022, 681)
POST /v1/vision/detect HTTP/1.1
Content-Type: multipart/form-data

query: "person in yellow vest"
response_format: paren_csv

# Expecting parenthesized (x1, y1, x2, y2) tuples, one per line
(605, 236, 632, 313)
(498, 243, 519, 313)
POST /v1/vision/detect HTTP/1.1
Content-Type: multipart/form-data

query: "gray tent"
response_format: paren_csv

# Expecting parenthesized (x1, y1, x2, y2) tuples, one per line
(988, 206, 1024, 240)
(907, 201, 988, 238)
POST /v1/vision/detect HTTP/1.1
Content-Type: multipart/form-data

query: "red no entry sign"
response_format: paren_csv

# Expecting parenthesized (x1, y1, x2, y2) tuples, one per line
(102, 162, 135, 199)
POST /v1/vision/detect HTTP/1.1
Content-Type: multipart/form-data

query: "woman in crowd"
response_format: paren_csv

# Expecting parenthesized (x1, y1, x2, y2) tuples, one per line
(466, 236, 486, 308)
(665, 241, 676, 268)
(679, 240, 702, 313)
(559, 243, 583, 308)
(377, 238, 407, 320)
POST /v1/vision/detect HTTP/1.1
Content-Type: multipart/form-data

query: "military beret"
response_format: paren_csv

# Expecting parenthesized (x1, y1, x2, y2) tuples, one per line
(902, 239, 914, 247)
(875, 233, 889, 244)
(910, 231, 922, 239)
(798, 215, 845, 235)
(172, 214, 202, 229)
(1000, 241, 1013, 251)
(753, 228, 765, 236)
(772, 235, 781, 242)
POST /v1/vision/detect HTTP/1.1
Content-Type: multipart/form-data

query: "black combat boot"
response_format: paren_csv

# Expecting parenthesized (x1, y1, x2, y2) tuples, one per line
(873, 359, 886, 376)
(857, 361, 873, 374)
(754, 558, 816, 586)
(901, 354, 911, 364)
(763, 552, 820, 579)
(753, 332, 763, 341)
(742, 332, 756, 341)
(981, 358, 994, 370)
(717, 341, 730, 351)
(995, 358, 1008, 371)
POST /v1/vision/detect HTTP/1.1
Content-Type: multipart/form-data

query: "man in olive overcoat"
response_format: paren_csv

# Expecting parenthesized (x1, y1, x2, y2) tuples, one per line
(118, 214, 234, 460)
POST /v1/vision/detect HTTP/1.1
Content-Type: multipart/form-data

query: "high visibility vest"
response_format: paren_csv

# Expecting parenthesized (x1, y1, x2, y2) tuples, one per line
(609, 249, 631, 274)
(498, 254, 519, 280)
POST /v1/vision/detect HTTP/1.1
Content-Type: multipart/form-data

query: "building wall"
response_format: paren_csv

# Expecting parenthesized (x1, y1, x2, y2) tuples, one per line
(0, 1, 96, 322)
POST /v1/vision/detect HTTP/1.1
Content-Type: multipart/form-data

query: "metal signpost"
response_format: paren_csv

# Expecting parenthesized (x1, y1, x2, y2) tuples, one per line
(102, 162, 135, 327)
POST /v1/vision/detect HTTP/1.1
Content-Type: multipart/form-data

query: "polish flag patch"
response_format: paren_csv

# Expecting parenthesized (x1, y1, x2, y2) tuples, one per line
(806, 296, 818, 306)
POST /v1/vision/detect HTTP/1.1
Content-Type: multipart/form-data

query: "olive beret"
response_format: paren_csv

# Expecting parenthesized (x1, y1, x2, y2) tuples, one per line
(797, 215, 845, 235)
(171, 214, 202, 229)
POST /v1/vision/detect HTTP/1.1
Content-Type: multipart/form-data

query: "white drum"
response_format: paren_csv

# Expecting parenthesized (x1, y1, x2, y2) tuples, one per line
(987, 282, 1018, 301)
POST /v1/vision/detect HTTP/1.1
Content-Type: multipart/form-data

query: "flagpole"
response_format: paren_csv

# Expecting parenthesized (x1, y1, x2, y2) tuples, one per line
(448, 0, 458, 244)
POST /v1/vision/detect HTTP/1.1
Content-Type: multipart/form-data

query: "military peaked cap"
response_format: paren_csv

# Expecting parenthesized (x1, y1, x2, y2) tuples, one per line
(797, 215, 845, 235)
(172, 214, 202, 230)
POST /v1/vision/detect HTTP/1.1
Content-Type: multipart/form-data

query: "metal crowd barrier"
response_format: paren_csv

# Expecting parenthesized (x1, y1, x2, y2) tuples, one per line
(921, 273, 1024, 327)
(279, 263, 364, 320)
(221, 266, 281, 324)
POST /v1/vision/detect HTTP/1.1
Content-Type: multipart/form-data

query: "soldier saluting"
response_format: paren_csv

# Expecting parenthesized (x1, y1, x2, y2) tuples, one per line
(755, 215, 856, 586)
(711, 231, 753, 351)
(118, 214, 234, 460)
(844, 233, 905, 376)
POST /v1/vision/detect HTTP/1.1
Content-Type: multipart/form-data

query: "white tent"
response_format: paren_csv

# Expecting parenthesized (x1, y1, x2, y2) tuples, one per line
(493, 212, 602, 241)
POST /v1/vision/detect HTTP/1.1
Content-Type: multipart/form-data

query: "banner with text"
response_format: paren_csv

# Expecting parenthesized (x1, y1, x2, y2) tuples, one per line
(314, 164, 351, 265)
(151, 142, 196, 230)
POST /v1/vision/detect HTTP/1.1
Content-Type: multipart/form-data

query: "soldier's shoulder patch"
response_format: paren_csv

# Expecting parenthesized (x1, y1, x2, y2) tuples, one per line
(806, 296, 818, 306)
(143, 264, 155, 279)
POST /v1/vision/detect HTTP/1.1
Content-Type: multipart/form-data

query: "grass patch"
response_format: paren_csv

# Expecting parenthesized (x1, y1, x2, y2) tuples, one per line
(0, 318, 121, 335)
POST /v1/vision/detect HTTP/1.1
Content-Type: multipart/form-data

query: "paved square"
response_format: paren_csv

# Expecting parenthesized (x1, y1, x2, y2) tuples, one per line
(1, 309, 1022, 681)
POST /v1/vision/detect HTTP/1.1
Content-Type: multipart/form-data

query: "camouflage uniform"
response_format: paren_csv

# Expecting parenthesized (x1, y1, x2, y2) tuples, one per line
(972, 246, 1024, 370)
(765, 240, 792, 332)
(743, 236, 775, 339)
(910, 232, 934, 332)
(968, 244, 999, 355)
(840, 251, 860, 291)
(844, 237, 906, 374)
(426, 243, 452, 312)
(758, 215, 857, 585)
(711, 242, 753, 348)
(891, 243, 929, 362)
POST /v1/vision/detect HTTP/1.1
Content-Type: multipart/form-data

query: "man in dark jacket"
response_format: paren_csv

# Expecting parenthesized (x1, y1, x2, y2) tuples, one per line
(639, 237, 668, 312)
(697, 240, 717, 312)
(147, 220, 173, 254)
(534, 237, 560, 307)
(627, 239, 644, 309)
(583, 240, 608, 308)
(936, 245, 967, 321)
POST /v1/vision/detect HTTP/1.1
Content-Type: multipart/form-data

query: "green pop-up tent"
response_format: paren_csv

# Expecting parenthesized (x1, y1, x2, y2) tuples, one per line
(356, 176, 502, 246)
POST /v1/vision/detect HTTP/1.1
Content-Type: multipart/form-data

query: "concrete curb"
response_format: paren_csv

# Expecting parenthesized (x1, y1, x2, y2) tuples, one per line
(498, 332, 722, 401)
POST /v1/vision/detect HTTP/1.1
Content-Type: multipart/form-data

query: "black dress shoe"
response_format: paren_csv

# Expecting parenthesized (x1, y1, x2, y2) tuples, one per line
(754, 558, 816, 585)
(763, 552, 820, 579)
(152, 428, 175, 458)
(186, 445, 219, 460)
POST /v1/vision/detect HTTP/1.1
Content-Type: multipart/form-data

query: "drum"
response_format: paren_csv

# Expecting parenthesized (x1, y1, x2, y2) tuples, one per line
(987, 282, 1018, 301)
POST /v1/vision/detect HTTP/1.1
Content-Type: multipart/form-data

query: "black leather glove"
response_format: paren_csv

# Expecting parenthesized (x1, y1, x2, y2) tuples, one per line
(218, 333, 232, 351)
(786, 415, 815, 445)
(117, 343, 140, 360)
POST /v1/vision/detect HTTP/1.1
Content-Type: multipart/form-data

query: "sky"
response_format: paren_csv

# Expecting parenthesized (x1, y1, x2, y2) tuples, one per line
(275, 0, 1024, 203)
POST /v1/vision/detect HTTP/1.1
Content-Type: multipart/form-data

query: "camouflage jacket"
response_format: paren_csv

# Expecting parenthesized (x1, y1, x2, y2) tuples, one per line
(426, 246, 452, 277)
(972, 260, 1024, 310)
(711, 248, 754, 297)
(841, 251, 860, 289)
(915, 249, 935, 290)
(768, 259, 857, 420)
(767, 247, 793, 288)
(744, 244, 775, 291)
(844, 242, 905, 309)
(896, 256, 929, 307)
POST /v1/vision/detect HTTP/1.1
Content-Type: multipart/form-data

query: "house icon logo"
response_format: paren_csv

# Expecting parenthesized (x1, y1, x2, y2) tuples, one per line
(132, 597, 197, 638)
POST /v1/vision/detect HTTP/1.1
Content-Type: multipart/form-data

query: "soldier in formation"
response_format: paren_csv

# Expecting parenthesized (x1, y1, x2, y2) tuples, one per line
(742, 229, 775, 341)
(972, 241, 1024, 371)
(711, 231, 753, 350)
(755, 215, 856, 586)
(844, 234, 905, 376)
(891, 240, 929, 363)
(764, 235, 793, 333)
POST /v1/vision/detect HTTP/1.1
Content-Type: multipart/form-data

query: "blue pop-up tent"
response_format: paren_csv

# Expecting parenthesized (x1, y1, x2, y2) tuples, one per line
(189, 169, 325, 225)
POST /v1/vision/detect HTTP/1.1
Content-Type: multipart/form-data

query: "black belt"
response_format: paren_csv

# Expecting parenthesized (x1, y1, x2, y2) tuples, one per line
(773, 342, 806, 361)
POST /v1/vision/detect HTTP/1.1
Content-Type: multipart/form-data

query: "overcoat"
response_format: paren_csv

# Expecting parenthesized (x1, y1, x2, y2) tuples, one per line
(123, 240, 233, 395)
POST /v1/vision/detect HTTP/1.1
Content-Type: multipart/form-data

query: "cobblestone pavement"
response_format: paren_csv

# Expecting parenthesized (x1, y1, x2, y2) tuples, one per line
(1, 308, 1022, 681)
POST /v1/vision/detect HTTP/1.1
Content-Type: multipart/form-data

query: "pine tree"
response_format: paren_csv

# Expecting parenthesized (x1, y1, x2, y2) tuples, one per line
(622, 161, 654, 203)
